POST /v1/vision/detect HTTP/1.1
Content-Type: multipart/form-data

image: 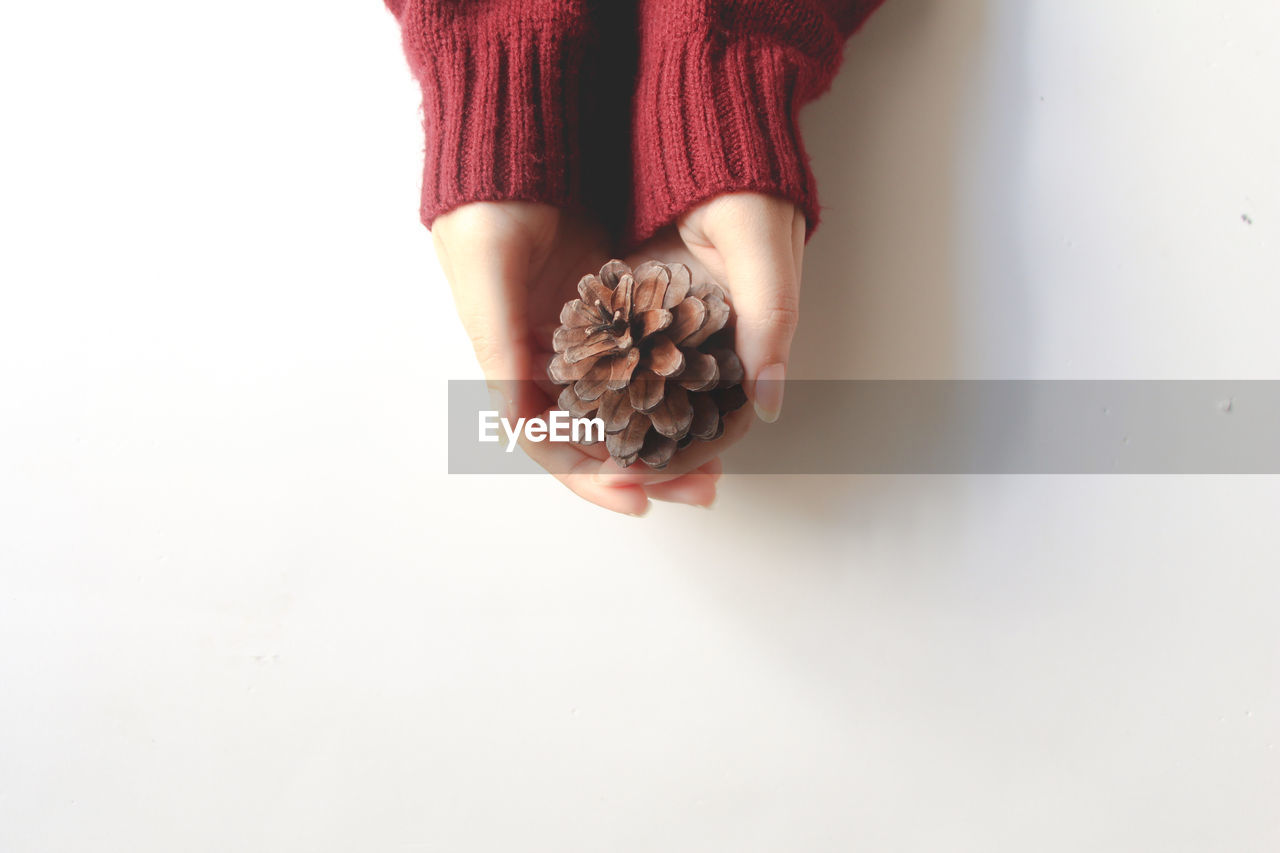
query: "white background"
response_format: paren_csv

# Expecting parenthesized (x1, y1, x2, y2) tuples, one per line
(2, 0, 1278, 850)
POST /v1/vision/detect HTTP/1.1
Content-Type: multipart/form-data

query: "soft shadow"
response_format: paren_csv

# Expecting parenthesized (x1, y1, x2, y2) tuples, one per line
(721, 0, 1033, 527)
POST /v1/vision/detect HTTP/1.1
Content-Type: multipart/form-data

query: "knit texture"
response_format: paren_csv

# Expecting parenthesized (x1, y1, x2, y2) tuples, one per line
(385, 0, 886, 242)
(630, 0, 886, 244)
(389, 1, 597, 226)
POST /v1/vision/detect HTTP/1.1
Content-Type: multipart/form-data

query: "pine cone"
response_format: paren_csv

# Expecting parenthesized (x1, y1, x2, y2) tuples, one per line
(548, 260, 747, 469)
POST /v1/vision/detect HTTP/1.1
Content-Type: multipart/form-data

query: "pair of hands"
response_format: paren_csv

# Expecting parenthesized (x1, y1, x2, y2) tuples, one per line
(432, 193, 804, 514)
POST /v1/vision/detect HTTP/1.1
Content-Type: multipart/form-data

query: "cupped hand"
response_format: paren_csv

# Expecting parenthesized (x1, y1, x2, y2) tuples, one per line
(431, 201, 722, 514)
(678, 193, 804, 424)
(593, 192, 805, 488)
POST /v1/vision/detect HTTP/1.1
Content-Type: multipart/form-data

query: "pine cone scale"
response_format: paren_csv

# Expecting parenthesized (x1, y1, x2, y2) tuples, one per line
(639, 433, 678, 468)
(667, 298, 707, 344)
(661, 266, 691, 309)
(548, 354, 595, 384)
(578, 274, 613, 307)
(562, 333, 617, 365)
(644, 335, 684, 377)
(676, 349, 719, 391)
(649, 384, 694, 439)
(607, 349, 641, 390)
(682, 294, 729, 348)
(629, 370, 665, 414)
(560, 299, 597, 327)
(634, 308, 673, 339)
(689, 392, 721, 440)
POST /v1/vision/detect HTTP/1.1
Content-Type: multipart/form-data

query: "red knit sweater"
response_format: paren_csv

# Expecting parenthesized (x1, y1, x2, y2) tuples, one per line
(383, 0, 885, 246)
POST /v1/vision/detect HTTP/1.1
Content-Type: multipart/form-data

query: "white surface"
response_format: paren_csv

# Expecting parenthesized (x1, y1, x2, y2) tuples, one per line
(1, 1, 1277, 850)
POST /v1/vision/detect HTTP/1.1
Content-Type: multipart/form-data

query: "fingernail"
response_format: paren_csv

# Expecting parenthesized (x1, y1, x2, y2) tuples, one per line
(753, 363, 786, 423)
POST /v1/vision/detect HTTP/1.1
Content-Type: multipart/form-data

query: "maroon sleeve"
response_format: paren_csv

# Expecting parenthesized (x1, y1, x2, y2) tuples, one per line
(628, 0, 887, 245)
(386, 1, 603, 229)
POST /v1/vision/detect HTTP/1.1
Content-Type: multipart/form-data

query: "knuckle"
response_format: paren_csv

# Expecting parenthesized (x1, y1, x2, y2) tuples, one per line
(756, 302, 800, 334)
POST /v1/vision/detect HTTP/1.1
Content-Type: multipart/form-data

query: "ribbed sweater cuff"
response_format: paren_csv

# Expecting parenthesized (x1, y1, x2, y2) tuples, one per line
(629, 39, 822, 246)
(403, 21, 588, 228)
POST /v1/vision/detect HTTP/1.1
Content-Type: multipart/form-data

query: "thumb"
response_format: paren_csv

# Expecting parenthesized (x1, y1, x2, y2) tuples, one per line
(438, 238, 536, 421)
(708, 202, 805, 424)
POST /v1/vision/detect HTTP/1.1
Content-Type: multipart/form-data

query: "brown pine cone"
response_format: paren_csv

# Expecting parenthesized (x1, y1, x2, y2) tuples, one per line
(548, 259, 747, 469)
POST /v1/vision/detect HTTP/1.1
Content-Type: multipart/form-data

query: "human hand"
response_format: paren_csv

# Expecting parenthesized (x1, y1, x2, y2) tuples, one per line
(431, 201, 722, 514)
(677, 193, 803, 424)
(592, 192, 804, 488)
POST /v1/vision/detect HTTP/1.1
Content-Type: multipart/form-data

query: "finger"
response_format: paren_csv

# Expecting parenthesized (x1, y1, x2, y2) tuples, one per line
(645, 459, 723, 507)
(518, 431, 651, 516)
(700, 456, 725, 478)
(711, 202, 804, 424)
(792, 209, 806, 283)
(440, 238, 538, 421)
(510, 412, 649, 515)
(645, 476, 716, 507)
